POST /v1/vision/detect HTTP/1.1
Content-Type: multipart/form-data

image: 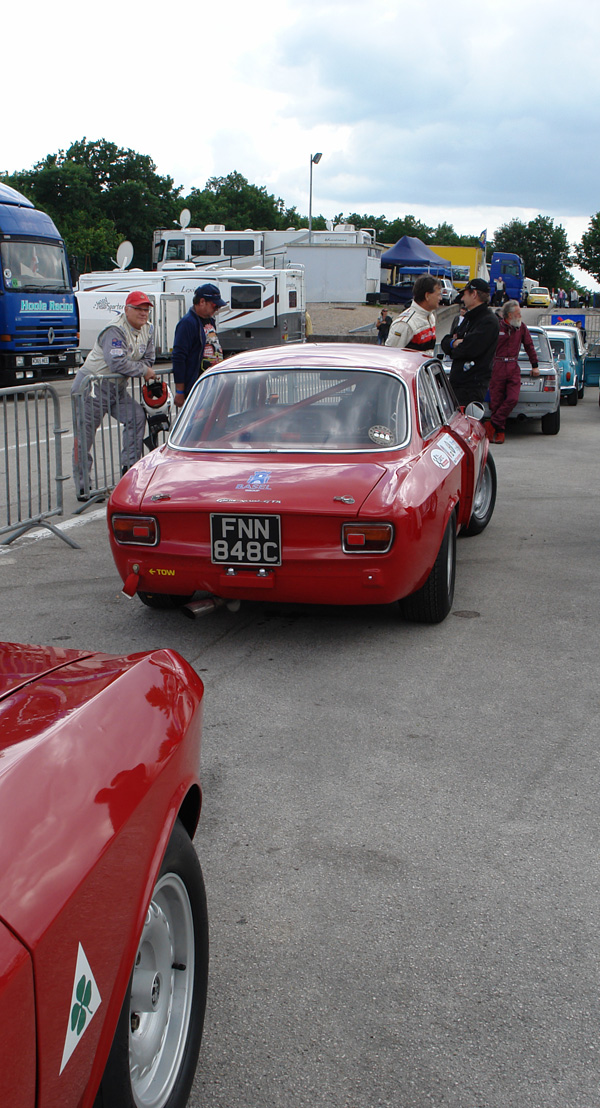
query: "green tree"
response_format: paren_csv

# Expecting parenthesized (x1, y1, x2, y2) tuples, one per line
(183, 172, 302, 232)
(493, 215, 571, 289)
(574, 213, 600, 283)
(2, 138, 181, 269)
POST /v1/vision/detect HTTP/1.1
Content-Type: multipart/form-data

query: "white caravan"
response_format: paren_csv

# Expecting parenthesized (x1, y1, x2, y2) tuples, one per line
(152, 224, 383, 304)
(76, 264, 305, 358)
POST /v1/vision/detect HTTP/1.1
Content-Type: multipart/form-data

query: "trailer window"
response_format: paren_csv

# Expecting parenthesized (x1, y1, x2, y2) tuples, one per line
(289, 291, 297, 308)
(224, 241, 255, 257)
(231, 285, 262, 310)
(165, 239, 185, 261)
(191, 240, 221, 257)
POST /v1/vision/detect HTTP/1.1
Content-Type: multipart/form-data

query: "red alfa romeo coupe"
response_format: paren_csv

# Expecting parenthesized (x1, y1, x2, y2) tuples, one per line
(0, 642, 207, 1108)
(108, 344, 496, 624)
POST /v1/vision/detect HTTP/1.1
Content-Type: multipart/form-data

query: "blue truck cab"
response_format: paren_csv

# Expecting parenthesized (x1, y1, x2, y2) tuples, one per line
(0, 182, 80, 385)
(489, 252, 525, 304)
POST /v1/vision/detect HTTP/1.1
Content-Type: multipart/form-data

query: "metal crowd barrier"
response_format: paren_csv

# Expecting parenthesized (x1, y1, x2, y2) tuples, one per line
(71, 368, 175, 511)
(0, 383, 77, 547)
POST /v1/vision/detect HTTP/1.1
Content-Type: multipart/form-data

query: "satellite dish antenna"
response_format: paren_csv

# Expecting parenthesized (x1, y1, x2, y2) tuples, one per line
(179, 209, 191, 229)
(115, 241, 134, 269)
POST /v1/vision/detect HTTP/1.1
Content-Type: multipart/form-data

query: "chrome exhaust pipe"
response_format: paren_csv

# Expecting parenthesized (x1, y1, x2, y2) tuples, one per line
(182, 596, 241, 619)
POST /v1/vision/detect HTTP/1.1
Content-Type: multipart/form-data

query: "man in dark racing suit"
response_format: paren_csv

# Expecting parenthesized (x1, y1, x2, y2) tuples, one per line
(441, 278, 500, 406)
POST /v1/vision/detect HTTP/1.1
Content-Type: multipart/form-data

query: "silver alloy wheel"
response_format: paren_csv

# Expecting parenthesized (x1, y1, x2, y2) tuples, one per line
(129, 873, 195, 1108)
(472, 463, 492, 520)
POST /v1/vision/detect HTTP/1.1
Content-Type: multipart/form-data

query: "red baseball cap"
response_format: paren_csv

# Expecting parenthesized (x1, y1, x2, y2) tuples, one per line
(126, 291, 152, 307)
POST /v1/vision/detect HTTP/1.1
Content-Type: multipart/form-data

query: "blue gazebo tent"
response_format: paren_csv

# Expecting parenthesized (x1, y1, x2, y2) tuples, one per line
(380, 236, 451, 274)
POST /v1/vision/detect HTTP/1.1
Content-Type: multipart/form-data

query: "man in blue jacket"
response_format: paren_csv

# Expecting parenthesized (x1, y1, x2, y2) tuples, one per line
(172, 282, 227, 408)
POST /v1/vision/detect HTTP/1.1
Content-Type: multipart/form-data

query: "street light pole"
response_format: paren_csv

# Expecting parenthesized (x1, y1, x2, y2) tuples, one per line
(308, 152, 322, 244)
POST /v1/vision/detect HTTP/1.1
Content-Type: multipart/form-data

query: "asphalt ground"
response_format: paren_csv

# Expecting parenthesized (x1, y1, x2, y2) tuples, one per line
(2, 382, 600, 1107)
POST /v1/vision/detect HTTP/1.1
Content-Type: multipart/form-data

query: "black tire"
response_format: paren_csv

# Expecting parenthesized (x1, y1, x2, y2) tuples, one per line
(578, 378, 585, 400)
(463, 452, 497, 537)
(138, 592, 194, 610)
(95, 821, 209, 1108)
(398, 513, 456, 624)
(541, 406, 561, 435)
(567, 388, 578, 407)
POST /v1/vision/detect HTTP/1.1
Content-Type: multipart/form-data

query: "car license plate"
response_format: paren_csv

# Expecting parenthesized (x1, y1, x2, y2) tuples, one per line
(32, 356, 49, 366)
(520, 378, 540, 389)
(210, 514, 281, 566)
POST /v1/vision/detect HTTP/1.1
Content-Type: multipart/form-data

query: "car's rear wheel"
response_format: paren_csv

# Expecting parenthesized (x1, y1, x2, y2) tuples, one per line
(463, 452, 497, 536)
(94, 820, 208, 1108)
(578, 378, 585, 399)
(567, 387, 578, 406)
(138, 592, 194, 610)
(398, 513, 456, 624)
(541, 406, 561, 435)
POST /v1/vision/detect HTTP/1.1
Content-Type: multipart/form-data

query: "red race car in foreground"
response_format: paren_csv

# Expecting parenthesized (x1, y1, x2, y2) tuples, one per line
(108, 344, 496, 624)
(0, 642, 207, 1108)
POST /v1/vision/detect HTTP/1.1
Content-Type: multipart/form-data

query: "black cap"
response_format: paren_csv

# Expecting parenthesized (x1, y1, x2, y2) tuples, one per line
(463, 278, 490, 295)
(194, 282, 228, 308)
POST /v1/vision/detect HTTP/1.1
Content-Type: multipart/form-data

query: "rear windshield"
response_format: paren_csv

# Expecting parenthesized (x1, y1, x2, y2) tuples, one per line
(170, 367, 409, 452)
(518, 331, 551, 363)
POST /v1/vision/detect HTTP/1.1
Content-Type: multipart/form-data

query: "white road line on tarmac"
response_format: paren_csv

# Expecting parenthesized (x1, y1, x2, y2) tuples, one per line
(1, 432, 74, 453)
(0, 507, 106, 554)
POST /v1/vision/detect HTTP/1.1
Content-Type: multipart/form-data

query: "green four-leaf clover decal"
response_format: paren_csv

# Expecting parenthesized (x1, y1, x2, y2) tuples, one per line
(71, 974, 94, 1036)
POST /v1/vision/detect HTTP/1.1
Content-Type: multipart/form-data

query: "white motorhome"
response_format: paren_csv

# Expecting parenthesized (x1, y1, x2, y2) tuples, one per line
(76, 264, 305, 358)
(152, 224, 383, 304)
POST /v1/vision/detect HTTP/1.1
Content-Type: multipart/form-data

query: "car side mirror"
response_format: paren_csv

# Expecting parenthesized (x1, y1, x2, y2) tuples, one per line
(464, 401, 485, 420)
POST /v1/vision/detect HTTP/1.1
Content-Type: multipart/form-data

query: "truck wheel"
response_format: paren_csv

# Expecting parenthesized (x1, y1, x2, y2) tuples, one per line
(541, 406, 561, 435)
(94, 821, 208, 1108)
(398, 513, 456, 624)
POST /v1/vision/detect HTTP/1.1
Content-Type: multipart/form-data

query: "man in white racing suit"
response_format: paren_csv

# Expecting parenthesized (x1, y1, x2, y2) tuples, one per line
(72, 290, 156, 499)
(385, 275, 442, 353)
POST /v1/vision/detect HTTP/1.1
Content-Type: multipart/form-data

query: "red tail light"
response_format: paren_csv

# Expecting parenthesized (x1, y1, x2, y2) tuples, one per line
(342, 523, 393, 553)
(112, 515, 159, 545)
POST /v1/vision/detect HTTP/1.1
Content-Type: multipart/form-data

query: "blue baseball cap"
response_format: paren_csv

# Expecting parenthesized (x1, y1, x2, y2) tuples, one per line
(195, 282, 227, 308)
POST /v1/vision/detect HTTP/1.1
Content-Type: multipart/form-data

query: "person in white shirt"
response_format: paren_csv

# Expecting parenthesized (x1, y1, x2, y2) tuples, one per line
(385, 275, 442, 353)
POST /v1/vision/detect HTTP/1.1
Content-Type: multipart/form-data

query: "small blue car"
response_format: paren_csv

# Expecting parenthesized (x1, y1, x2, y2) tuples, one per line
(545, 326, 586, 405)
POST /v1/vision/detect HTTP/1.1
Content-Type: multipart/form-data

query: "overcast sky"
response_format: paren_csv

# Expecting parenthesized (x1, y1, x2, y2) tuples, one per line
(5, 0, 599, 283)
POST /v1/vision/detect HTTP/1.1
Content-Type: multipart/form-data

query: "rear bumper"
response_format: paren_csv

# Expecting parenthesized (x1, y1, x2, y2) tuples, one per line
(109, 536, 440, 608)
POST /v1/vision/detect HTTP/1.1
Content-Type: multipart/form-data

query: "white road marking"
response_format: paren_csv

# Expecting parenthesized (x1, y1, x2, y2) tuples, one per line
(0, 507, 106, 553)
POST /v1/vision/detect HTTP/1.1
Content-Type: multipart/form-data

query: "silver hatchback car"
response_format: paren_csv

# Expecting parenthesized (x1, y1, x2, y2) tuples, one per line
(511, 325, 560, 434)
(439, 325, 560, 434)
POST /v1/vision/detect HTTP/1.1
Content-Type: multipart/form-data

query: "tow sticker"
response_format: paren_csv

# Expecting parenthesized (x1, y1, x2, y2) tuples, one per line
(438, 433, 464, 463)
(431, 449, 451, 470)
(60, 944, 102, 1074)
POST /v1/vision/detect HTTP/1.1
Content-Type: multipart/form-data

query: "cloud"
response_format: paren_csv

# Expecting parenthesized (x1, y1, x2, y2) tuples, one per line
(256, 0, 600, 218)
(3, 0, 600, 247)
